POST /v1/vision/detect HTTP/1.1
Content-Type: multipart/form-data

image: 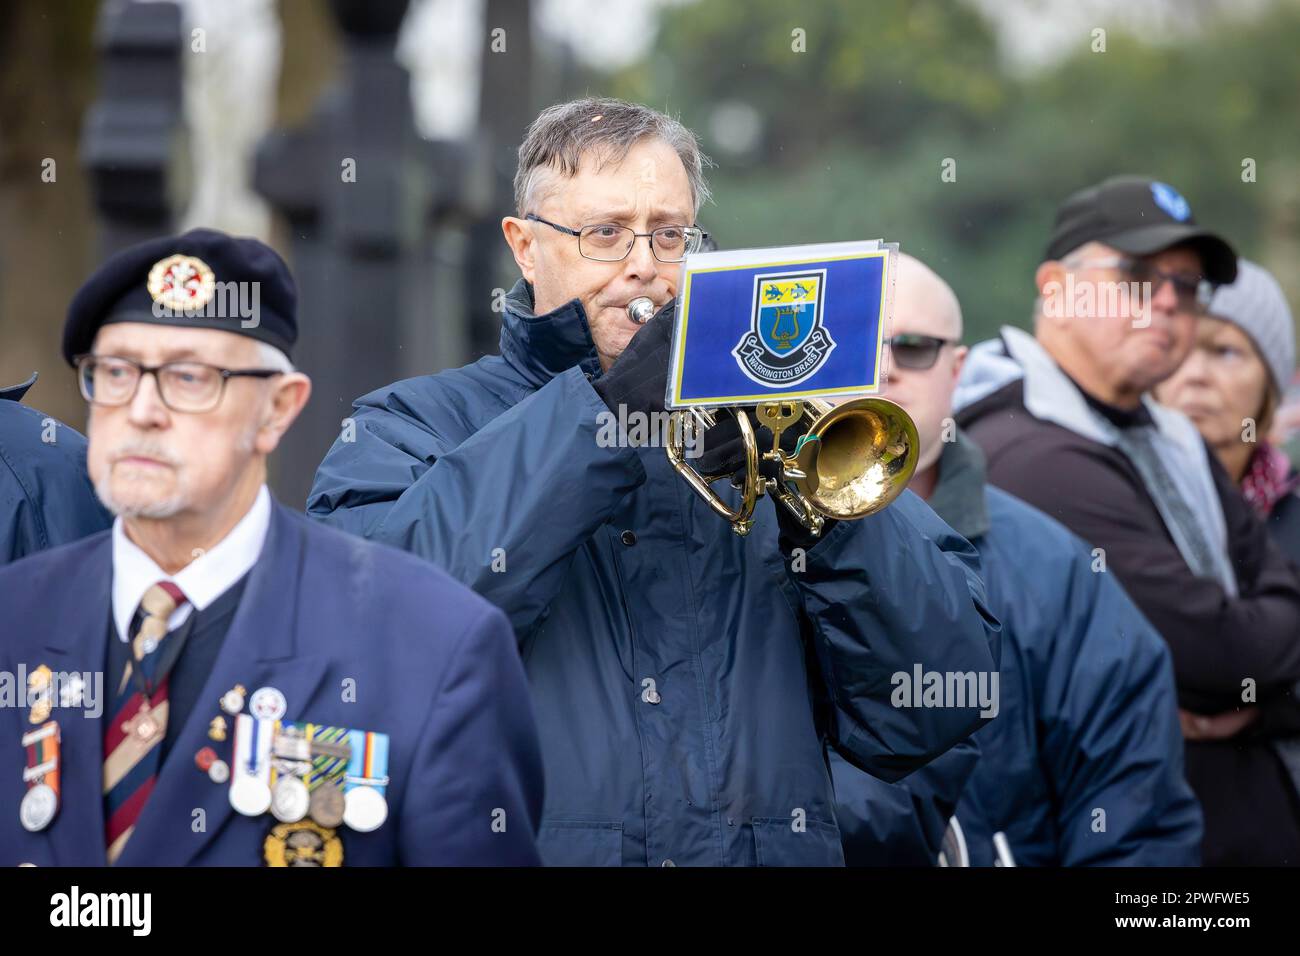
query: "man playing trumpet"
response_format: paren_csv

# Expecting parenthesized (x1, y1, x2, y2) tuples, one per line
(310, 97, 1000, 867)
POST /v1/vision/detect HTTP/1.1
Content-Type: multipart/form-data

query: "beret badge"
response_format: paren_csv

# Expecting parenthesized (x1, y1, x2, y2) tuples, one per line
(147, 254, 216, 313)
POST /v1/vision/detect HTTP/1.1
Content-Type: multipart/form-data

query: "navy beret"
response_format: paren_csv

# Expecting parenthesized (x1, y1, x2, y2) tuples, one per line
(62, 228, 297, 365)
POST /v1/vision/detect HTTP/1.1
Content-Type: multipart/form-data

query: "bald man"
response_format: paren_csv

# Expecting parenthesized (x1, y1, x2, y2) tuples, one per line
(829, 254, 1202, 866)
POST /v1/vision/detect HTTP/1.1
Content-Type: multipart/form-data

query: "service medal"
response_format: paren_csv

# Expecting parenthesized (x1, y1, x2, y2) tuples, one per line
(19, 783, 58, 832)
(228, 714, 273, 816)
(308, 781, 345, 828)
(19, 721, 61, 831)
(342, 729, 390, 833)
(342, 786, 387, 833)
(230, 775, 272, 816)
(271, 776, 310, 823)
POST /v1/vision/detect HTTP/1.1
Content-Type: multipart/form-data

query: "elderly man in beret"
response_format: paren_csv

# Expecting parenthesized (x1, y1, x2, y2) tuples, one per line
(0, 229, 543, 867)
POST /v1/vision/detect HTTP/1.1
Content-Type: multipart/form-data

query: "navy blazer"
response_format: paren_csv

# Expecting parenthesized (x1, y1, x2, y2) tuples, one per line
(0, 499, 543, 866)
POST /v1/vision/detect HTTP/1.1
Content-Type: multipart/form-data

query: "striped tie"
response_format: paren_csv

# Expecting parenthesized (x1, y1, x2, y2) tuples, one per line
(103, 581, 188, 865)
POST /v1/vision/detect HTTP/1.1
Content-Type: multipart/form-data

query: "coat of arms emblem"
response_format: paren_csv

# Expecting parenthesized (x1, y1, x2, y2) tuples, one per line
(732, 270, 835, 387)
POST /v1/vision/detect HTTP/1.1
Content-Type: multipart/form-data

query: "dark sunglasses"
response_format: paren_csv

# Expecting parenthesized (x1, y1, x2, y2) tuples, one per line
(888, 334, 957, 370)
(1121, 257, 1215, 312)
(1065, 255, 1215, 313)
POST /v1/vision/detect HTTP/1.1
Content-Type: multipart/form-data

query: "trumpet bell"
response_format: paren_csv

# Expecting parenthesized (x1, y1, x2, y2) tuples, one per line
(638, 292, 920, 537)
(792, 398, 918, 521)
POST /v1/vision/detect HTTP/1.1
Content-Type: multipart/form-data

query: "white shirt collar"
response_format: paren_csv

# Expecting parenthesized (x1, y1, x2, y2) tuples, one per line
(111, 485, 272, 642)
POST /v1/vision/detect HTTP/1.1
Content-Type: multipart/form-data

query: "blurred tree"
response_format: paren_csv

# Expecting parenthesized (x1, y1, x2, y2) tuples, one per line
(592, 0, 1300, 345)
(0, 0, 100, 420)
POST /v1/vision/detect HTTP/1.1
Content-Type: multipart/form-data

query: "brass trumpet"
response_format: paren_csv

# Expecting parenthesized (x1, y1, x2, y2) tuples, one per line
(628, 296, 919, 537)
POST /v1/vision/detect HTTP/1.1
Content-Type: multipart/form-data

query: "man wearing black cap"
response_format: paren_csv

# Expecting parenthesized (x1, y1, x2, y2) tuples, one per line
(955, 176, 1300, 865)
(0, 229, 543, 866)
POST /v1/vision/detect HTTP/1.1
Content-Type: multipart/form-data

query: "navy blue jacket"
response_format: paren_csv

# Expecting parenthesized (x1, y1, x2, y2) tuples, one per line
(0, 375, 110, 563)
(309, 279, 1001, 866)
(832, 434, 1202, 866)
(0, 500, 543, 866)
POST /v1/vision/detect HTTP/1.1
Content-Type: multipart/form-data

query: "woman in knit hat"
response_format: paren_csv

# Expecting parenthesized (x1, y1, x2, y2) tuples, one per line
(1157, 259, 1300, 563)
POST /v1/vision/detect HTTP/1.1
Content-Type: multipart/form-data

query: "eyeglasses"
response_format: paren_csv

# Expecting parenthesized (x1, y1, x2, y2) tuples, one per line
(526, 214, 708, 263)
(1064, 255, 1215, 313)
(888, 334, 956, 370)
(75, 355, 283, 413)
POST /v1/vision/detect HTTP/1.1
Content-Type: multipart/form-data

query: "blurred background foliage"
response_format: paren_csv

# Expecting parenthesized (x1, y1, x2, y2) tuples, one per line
(1, 0, 1297, 426)
(598, 0, 1300, 342)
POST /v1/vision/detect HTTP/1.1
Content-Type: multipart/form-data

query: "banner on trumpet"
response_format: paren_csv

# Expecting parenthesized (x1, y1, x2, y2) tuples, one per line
(666, 239, 896, 409)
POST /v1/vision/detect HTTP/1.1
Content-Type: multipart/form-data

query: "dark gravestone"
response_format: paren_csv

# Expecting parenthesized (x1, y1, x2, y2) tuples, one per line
(81, 0, 184, 258)
(463, 0, 535, 360)
(255, 0, 426, 507)
(257, 0, 536, 506)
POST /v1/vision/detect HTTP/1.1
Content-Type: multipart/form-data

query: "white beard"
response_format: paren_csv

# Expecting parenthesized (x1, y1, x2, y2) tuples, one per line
(90, 420, 261, 519)
(94, 472, 188, 519)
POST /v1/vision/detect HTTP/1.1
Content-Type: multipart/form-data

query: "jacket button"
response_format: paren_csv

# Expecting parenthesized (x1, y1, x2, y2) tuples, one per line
(661, 859, 676, 867)
(620, 530, 637, 546)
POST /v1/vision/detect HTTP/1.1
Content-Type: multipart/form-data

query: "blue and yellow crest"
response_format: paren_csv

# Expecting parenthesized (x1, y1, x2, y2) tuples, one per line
(733, 270, 835, 387)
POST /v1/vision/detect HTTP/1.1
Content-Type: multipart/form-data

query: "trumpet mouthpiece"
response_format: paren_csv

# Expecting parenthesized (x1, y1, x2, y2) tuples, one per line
(627, 297, 657, 324)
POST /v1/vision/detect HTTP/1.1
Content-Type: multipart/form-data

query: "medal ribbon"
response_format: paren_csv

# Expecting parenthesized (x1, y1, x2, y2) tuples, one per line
(21, 721, 61, 798)
(344, 730, 389, 795)
(305, 723, 350, 792)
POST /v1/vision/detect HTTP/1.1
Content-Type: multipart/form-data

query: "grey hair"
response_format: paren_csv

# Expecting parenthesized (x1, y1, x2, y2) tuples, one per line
(255, 340, 295, 373)
(513, 97, 713, 217)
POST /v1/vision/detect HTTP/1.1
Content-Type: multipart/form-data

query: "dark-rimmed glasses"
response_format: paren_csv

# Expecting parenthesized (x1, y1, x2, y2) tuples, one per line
(75, 355, 284, 413)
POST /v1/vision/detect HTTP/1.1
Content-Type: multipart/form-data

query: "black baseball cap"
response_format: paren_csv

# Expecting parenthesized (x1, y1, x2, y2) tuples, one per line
(1044, 175, 1237, 285)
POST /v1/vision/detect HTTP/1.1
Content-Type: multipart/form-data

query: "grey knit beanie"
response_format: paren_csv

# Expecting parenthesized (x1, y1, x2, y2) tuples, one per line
(1207, 259, 1296, 393)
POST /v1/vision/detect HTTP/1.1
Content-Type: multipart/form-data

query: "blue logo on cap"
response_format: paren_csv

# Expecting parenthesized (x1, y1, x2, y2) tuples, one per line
(1151, 182, 1191, 222)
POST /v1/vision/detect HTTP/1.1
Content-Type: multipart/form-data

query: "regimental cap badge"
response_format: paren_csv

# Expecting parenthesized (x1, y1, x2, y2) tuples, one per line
(147, 254, 216, 313)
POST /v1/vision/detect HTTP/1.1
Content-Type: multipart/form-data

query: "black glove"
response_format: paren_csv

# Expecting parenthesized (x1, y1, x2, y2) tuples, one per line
(694, 413, 749, 477)
(694, 409, 795, 482)
(591, 301, 674, 416)
(694, 410, 836, 548)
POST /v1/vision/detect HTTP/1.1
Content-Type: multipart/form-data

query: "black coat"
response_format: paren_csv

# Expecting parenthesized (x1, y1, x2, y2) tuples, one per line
(959, 378, 1300, 866)
(1267, 480, 1300, 568)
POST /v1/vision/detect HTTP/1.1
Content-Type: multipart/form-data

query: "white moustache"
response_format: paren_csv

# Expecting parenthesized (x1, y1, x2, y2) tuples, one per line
(111, 442, 182, 468)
